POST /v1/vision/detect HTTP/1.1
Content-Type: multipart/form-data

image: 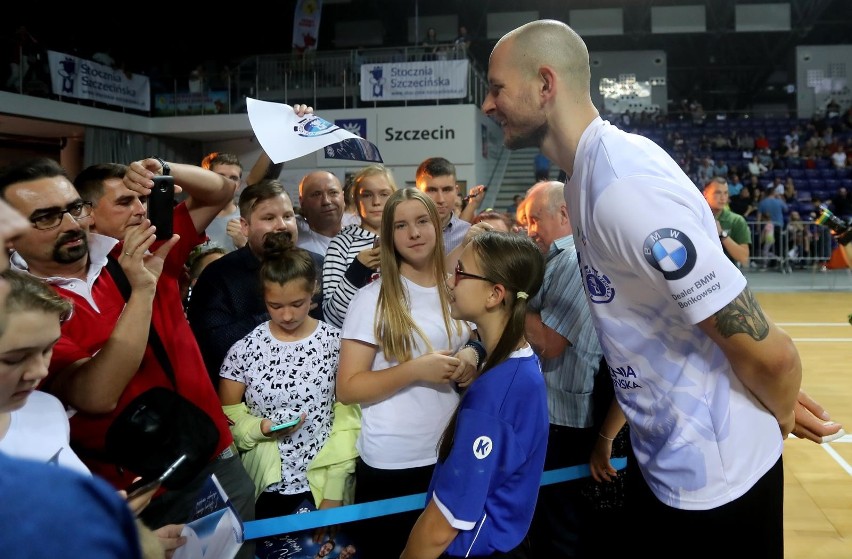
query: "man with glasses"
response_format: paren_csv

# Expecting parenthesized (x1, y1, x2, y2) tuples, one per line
(0, 157, 257, 559)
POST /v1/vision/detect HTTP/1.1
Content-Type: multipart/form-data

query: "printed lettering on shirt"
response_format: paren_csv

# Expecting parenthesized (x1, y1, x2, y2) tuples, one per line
(643, 228, 696, 280)
(670, 271, 722, 309)
(608, 364, 642, 390)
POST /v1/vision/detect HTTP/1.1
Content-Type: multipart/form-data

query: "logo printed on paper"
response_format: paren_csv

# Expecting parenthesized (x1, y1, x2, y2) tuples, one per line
(643, 228, 696, 280)
(472, 436, 492, 459)
(293, 115, 339, 137)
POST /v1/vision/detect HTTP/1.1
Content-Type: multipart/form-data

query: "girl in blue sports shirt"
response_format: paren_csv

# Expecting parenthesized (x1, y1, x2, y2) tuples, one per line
(401, 231, 548, 559)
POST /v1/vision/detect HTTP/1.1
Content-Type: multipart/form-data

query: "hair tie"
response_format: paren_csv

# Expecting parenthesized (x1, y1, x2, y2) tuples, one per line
(517, 291, 529, 300)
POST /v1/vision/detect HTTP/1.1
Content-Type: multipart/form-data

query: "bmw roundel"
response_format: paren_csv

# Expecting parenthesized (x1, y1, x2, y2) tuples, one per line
(643, 228, 696, 280)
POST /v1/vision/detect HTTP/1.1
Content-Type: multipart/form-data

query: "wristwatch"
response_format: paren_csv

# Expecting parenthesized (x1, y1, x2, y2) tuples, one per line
(151, 156, 170, 176)
(719, 230, 729, 240)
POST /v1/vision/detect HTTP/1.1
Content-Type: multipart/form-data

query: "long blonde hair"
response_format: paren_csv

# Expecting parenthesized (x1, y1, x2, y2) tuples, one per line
(374, 189, 465, 362)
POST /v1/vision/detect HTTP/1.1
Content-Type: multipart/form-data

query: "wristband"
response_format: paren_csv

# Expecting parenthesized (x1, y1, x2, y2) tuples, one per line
(463, 339, 487, 369)
(598, 432, 615, 442)
(151, 156, 170, 176)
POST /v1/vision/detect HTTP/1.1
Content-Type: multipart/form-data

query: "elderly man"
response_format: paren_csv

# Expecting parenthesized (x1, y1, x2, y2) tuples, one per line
(521, 180, 607, 557)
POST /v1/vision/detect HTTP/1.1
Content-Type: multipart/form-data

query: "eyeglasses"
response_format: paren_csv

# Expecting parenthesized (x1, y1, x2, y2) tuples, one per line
(453, 262, 494, 284)
(29, 201, 93, 230)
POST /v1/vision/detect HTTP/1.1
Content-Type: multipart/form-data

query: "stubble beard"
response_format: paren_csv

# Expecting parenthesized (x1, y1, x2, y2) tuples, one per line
(504, 119, 548, 151)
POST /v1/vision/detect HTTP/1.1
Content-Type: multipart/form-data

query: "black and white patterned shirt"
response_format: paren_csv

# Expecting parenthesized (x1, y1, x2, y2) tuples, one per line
(220, 320, 341, 494)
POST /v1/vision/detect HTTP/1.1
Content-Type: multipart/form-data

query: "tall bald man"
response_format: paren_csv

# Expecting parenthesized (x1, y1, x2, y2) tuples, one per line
(483, 20, 808, 556)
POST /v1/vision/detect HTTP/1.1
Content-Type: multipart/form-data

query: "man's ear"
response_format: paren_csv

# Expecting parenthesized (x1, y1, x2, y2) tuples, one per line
(539, 66, 557, 101)
(239, 216, 250, 238)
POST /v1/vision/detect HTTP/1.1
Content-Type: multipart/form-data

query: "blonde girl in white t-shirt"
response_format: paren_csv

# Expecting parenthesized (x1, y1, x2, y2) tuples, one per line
(336, 188, 478, 558)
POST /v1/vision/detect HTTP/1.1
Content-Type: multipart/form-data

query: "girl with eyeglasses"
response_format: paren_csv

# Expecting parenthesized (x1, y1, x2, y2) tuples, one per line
(401, 232, 547, 559)
(336, 188, 479, 558)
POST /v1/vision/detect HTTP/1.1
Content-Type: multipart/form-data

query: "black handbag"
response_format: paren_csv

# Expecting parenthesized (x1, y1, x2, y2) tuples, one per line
(102, 256, 219, 489)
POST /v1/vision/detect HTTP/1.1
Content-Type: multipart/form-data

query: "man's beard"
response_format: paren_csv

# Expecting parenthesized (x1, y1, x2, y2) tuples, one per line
(505, 119, 548, 151)
(53, 230, 89, 264)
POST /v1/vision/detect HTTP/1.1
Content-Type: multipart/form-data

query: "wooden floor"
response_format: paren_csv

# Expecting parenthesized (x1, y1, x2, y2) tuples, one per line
(758, 292, 852, 558)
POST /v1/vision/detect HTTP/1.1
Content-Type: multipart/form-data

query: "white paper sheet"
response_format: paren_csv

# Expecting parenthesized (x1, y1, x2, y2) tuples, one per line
(247, 98, 382, 164)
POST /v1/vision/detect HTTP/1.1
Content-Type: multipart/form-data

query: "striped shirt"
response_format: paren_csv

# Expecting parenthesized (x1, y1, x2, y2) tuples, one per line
(442, 213, 471, 255)
(322, 224, 378, 328)
(528, 235, 603, 428)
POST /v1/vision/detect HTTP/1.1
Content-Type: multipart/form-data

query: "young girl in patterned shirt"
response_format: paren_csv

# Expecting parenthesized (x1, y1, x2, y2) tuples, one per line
(219, 231, 341, 520)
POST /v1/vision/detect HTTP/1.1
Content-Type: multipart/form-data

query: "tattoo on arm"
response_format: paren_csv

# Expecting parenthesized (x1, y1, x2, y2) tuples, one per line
(714, 288, 769, 340)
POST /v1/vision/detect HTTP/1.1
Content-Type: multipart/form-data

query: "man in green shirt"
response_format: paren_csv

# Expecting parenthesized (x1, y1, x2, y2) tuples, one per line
(703, 177, 751, 267)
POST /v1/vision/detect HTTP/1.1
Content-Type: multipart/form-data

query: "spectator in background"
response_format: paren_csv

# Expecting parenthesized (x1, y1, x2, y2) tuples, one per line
(696, 157, 715, 185)
(534, 152, 552, 181)
(831, 145, 847, 170)
(322, 164, 396, 328)
(728, 185, 752, 218)
(712, 158, 728, 180)
(748, 154, 768, 177)
(506, 194, 524, 216)
(421, 27, 440, 61)
(728, 173, 744, 196)
(201, 152, 246, 253)
(783, 177, 798, 205)
(703, 177, 750, 268)
(831, 187, 851, 220)
(181, 244, 226, 311)
(453, 25, 472, 56)
(297, 170, 346, 256)
(415, 157, 471, 253)
(757, 186, 788, 268)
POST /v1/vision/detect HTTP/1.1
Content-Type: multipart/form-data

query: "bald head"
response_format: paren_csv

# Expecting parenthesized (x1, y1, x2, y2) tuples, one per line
(496, 19, 591, 94)
(298, 170, 344, 236)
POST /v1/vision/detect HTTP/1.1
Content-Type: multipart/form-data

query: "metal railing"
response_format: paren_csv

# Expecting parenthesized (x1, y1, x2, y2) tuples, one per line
(745, 219, 838, 273)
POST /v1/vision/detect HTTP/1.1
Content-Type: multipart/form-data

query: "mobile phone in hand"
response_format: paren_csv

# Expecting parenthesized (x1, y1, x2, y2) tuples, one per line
(148, 175, 174, 240)
(125, 454, 187, 499)
(270, 415, 302, 432)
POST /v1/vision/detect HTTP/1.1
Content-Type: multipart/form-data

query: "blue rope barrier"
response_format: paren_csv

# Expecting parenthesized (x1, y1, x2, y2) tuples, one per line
(243, 457, 627, 541)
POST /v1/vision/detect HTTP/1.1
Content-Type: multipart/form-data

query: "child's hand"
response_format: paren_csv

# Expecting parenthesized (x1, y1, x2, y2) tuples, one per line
(413, 351, 460, 384)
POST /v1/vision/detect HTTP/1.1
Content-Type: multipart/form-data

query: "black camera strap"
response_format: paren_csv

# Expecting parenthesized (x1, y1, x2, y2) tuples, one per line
(104, 254, 176, 387)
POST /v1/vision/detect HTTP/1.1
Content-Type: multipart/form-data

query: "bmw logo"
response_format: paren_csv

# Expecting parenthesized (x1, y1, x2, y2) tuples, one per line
(643, 228, 696, 280)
